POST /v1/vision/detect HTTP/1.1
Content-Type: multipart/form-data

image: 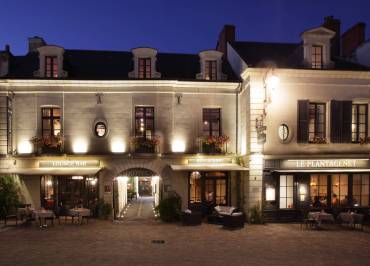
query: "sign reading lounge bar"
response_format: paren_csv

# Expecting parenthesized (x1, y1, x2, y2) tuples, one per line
(281, 159, 370, 169)
(39, 160, 100, 168)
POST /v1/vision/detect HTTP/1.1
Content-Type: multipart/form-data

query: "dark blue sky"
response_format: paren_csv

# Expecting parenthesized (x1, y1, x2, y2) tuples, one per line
(1, 0, 370, 55)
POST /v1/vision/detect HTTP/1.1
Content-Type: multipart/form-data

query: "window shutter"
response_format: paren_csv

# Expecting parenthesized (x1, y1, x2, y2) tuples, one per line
(341, 101, 352, 143)
(330, 100, 342, 143)
(297, 100, 309, 143)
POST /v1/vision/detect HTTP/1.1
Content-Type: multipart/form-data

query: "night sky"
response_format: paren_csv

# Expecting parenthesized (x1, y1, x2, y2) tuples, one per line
(1, 0, 370, 55)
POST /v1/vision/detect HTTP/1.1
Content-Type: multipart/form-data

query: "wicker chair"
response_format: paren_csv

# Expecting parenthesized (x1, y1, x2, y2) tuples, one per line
(182, 211, 202, 226)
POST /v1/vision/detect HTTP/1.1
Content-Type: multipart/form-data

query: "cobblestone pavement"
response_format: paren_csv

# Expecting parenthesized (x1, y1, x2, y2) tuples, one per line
(0, 220, 369, 266)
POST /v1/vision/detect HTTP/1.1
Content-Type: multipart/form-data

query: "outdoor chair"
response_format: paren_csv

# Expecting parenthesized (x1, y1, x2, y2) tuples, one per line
(2, 207, 19, 227)
(222, 212, 245, 229)
(182, 210, 202, 226)
(300, 209, 316, 230)
(207, 205, 237, 225)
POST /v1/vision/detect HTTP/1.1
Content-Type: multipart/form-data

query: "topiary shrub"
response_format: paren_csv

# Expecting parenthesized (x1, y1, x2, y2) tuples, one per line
(248, 202, 265, 224)
(0, 176, 20, 218)
(156, 194, 181, 222)
(95, 199, 112, 220)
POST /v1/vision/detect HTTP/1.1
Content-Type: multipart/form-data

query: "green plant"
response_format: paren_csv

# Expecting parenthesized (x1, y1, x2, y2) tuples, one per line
(156, 194, 181, 222)
(0, 176, 21, 218)
(95, 199, 112, 219)
(248, 203, 264, 224)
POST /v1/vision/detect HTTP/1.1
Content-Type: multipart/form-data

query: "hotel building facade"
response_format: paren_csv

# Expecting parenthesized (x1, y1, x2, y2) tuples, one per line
(1, 16, 370, 221)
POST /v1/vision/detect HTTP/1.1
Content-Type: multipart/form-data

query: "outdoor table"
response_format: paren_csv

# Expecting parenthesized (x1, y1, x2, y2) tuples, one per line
(308, 212, 335, 228)
(338, 212, 364, 228)
(69, 208, 91, 224)
(32, 210, 55, 227)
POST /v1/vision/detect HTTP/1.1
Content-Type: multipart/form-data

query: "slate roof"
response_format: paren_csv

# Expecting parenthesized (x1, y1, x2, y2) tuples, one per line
(3, 49, 239, 81)
(230, 41, 370, 71)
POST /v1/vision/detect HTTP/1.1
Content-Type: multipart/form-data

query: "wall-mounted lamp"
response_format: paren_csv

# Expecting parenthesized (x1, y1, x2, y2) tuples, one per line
(96, 93, 103, 104)
(175, 93, 183, 105)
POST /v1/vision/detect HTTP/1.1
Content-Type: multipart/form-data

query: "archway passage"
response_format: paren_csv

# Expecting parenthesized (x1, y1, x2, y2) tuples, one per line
(113, 168, 160, 221)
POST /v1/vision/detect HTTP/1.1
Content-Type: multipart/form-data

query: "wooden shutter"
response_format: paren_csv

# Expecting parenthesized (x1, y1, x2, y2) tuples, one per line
(330, 100, 342, 143)
(297, 100, 309, 143)
(341, 101, 352, 143)
(330, 100, 352, 143)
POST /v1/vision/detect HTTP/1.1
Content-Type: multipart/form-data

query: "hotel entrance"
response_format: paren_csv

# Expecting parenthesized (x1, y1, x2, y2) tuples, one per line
(113, 168, 161, 220)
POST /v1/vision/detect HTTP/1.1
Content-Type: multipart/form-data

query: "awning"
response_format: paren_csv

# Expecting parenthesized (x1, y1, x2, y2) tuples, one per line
(274, 169, 370, 173)
(170, 164, 248, 171)
(0, 168, 102, 175)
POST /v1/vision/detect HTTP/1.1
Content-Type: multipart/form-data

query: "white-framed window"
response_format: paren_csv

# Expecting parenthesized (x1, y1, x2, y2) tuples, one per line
(279, 175, 293, 209)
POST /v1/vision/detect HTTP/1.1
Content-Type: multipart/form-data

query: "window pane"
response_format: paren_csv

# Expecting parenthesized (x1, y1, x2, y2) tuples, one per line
(279, 198, 286, 209)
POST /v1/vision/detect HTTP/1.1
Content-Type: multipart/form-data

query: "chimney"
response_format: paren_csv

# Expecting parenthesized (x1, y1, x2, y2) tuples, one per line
(5, 44, 10, 53)
(322, 16, 341, 57)
(28, 36, 46, 52)
(341, 22, 366, 58)
(216, 25, 235, 58)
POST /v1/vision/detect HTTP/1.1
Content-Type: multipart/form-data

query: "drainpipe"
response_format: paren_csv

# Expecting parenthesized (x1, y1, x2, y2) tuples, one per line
(235, 82, 242, 154)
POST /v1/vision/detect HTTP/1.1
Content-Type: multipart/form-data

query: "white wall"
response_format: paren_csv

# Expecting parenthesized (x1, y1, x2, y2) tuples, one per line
(263, 71, 370, 155)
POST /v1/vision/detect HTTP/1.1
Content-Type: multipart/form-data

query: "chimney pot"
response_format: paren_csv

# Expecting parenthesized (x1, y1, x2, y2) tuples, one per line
(322, 16, 341, 57)
(341, 22, 366, 58)
(28, 36, 46, 52)
(216, 24, 236, 59)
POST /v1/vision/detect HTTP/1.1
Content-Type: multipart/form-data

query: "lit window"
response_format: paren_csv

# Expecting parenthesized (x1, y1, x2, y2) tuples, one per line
(279, 175, 293, 209)
(205, 60, 217, 80)
(189, 171, 201, 204)
(42, 107, 61, 137)
(352, 104, 368, 143)
(331, 174, 349, 207)
(94, 122, 107, 138)
(203, 108, 221, 136)
(353, 174, 369, 207)
(278, 124, 289, 142)
(138, 58, 152, 78)
(308, 103, 326, 142)
(45, 56, 58, 78)
(311, 45, 323, 69)
(135, 106, 154, 139)
(310, 174, 328, 208)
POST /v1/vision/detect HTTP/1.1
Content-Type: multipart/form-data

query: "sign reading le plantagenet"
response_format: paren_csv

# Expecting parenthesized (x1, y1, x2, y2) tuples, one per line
(281, 159, 369, 169)
(39, 160, 100, 168)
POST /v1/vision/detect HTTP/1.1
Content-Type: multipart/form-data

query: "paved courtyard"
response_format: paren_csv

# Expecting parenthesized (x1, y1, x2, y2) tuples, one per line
(0, 220, 369, 266)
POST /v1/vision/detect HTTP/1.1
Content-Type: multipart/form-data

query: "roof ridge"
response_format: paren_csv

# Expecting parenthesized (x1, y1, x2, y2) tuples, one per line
(231, 40, 300, 46)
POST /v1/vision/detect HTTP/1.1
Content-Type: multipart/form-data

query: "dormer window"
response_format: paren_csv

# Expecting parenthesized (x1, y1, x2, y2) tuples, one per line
(138, 58, 152, 78)
(205, 60, 217, 80)
(196, 50, 227, 81)
(300, 26, 335, 69)
(45, 56, 58, 78)
(128, 48, 161, 79)
(311, 45, 323, 69)
(34, 45, 67, 78)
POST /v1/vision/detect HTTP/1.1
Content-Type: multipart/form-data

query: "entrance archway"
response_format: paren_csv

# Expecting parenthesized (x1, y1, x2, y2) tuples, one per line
(113, 168, 161, 220)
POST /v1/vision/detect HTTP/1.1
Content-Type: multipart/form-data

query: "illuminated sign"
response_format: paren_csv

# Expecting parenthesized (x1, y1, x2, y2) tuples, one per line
(188, 158, 233, 164)
(281, 159, 369, 169)
(39, 160, 100, 168)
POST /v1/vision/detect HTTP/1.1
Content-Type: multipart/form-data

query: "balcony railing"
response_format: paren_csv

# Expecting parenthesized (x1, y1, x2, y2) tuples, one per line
(130, 136, 160, 154)
(197, 136, 228, 154)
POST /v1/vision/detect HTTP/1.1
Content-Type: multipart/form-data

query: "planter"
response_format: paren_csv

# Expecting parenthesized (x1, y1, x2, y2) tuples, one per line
(202, 143, 222, 154)
(40, 146, 62, 155)
(135, 144, 155, 153)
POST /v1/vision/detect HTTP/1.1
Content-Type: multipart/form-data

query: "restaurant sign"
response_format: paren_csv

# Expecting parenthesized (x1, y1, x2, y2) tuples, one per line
(39, 160, 100, 168)
(188, 158, 233, 164)
(281, 159, 369, 169)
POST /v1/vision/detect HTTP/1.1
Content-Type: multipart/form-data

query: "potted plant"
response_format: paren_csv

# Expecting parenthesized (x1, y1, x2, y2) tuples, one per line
(131, 136, 160, 153)
(31, 135, 63, 154)
(202, 135, 229, 154)
(0, 176, 20, 219)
